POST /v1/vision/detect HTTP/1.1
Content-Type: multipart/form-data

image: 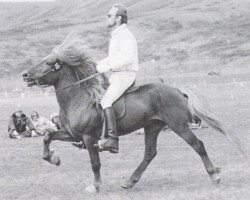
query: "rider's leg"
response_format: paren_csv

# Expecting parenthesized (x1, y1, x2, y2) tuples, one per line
(101, 106, 119, 153)
(99, 73, 136, 153)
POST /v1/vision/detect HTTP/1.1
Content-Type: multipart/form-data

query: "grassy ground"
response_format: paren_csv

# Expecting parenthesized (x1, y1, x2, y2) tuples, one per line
(0, 75, 250, 200)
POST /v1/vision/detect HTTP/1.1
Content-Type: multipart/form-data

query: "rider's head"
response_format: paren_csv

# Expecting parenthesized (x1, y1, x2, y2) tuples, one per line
(106, 4, 127, 29)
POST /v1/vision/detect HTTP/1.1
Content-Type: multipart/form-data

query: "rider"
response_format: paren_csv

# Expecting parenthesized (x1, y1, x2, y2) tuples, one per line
(96, 4, 138, 153)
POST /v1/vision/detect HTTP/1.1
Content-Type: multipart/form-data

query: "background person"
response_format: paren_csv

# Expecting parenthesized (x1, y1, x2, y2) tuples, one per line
(8, 108, 37, 139)
(31, 111, 57, 136)
(50, 112, 61, 130)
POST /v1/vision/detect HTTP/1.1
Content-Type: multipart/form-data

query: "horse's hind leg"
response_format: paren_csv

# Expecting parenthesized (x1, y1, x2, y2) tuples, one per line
(43, 130, 76, 166)
(122, 120, 165, 189)
(171, 122, 221, 184)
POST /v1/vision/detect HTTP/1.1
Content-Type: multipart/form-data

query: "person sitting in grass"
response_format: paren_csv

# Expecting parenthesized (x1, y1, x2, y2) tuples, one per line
(50, 112, 61, 130)
(31, 111, 57, 136)
(8, 108, 37, 139)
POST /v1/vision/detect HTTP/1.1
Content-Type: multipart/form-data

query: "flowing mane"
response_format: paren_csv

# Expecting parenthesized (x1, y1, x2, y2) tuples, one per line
(51, 34, 109, 104)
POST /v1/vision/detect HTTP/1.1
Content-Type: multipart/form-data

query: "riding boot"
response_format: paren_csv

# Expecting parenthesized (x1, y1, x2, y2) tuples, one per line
(99, 107, 119, 153)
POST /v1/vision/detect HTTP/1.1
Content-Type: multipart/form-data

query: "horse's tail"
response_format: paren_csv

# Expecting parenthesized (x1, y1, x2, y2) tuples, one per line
(181, 87, 245, 156)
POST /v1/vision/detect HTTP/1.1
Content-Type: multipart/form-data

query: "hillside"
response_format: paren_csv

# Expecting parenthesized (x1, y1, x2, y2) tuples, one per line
(0, 0, 250, 83)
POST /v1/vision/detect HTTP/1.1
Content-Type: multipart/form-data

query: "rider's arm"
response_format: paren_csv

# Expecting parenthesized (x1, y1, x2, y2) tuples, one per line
(98, 57, 110, 66)
(96, 57, 111, 73)
(109, 37, 137, 71)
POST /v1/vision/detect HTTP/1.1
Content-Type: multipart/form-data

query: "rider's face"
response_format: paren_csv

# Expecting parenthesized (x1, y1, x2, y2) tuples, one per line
(106, 7, 119, 28)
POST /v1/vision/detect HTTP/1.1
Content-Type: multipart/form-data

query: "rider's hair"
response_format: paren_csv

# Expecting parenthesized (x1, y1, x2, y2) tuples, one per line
(113, 4, 128, 25)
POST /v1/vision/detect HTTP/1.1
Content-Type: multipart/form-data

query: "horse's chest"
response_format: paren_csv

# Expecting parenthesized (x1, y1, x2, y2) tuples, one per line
(70, 112, 100, 133)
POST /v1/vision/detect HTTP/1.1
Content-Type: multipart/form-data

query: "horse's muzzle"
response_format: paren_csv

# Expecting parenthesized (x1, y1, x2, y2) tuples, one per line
(22, 71, 36, 87)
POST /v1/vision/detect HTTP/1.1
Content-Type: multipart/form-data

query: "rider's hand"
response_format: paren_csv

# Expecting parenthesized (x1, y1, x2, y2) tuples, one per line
(96, 64, 111, 73)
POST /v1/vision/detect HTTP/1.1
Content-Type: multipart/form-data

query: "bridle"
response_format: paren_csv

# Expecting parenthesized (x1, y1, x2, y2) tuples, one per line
(41, 59, 64, 77)
(39, 59, 101, 93)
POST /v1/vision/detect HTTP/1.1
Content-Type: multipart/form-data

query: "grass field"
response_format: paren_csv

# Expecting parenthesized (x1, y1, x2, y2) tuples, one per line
(0, 75, 250, 200)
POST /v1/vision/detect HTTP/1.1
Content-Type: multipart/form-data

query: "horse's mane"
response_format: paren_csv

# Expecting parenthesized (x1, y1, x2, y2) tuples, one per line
(51, 33, 109, 104)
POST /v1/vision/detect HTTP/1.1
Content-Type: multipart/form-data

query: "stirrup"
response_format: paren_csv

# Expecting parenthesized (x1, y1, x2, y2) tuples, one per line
(96, 138, 119, 153)
(97, 138, 106, 152)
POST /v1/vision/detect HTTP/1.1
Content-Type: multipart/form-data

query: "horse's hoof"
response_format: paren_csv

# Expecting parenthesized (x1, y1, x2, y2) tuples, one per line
(43, 150, 52, 161)
(55, 157, 61, 166)
(210, 170, 221, 185)
(121, 181, 135, 189)
(42, 155, 49, 161)
(212, 178, 221, 185)
(85, 185, 98, 193)
(51, 155, 61, 166)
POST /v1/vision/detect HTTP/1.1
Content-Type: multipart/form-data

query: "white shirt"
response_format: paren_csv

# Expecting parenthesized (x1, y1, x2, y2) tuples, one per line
(97, 24, 138, 73)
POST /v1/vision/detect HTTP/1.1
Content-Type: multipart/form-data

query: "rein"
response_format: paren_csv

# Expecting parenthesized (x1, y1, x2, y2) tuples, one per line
(53, 72, 101, 92)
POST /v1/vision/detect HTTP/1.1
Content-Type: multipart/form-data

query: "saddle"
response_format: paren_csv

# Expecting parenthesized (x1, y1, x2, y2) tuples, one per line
(112, 81, 139, 120)
(111, 84, 199, 122)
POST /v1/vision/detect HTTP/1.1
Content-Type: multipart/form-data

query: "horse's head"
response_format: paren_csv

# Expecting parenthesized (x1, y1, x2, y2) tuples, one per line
(22, 32, 96, 88)
(22, 53, 64, 87)
(22, 33, 108, 104)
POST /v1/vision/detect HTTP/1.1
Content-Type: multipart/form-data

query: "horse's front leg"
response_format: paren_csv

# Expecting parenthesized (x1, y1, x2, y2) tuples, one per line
(83, 134, 102, 193)
(43, 130, 76, 166)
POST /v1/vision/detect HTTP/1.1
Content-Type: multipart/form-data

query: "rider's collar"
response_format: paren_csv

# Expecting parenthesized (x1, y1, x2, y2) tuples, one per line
(111, 24, 127, 37)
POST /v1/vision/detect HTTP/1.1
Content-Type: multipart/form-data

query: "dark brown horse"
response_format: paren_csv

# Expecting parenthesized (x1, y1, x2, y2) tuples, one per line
(22, 38, 243, 193)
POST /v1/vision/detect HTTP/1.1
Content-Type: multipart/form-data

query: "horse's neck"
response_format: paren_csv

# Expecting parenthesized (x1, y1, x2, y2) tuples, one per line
(54, 78, 90, 114)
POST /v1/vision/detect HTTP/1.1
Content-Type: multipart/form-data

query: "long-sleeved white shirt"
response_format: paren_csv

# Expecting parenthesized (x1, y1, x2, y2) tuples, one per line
(97, 24, 138, 73)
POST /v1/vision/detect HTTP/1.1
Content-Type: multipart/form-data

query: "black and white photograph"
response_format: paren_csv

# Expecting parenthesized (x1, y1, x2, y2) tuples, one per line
(0, 0, 249, 199)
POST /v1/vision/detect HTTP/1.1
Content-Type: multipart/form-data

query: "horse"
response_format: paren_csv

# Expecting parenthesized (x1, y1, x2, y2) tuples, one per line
(22, 38, 243, 193)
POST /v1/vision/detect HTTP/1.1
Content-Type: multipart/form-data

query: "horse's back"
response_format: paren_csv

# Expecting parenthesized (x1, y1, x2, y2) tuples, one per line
(124, 82, 185, 103)
(135, 82, 189, 112)
(116, 82, 191, 134)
